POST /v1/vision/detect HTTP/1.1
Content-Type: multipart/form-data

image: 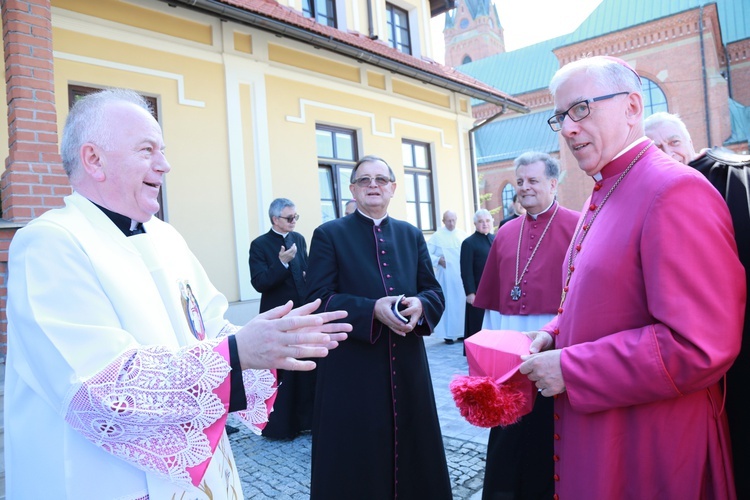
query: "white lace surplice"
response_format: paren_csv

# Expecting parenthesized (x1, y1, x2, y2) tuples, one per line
(5, 193, 276, 500)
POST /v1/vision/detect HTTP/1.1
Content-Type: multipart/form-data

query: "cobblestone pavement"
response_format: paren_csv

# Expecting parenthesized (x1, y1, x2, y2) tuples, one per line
(228, 334, 490, 499)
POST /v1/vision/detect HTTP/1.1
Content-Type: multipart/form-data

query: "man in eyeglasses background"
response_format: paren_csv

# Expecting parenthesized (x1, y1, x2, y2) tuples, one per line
(519, 55, 744, 498)
(249, 197, 314, 439)
(645, 111, 750, 499)
(305, 155, 452, 499)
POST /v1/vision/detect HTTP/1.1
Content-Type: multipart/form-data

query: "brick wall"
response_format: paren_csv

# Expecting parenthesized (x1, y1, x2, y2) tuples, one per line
(476, 4, 748, 219)
(0, 0, 68, 358)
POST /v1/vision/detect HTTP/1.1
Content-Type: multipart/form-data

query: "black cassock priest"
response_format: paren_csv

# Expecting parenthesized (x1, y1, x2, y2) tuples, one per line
(306, 155, 452, 499)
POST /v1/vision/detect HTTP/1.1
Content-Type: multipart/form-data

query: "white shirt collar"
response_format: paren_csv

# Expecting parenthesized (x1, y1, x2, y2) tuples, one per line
(357, 209, 388, 226)
(526, 200, 556, 220)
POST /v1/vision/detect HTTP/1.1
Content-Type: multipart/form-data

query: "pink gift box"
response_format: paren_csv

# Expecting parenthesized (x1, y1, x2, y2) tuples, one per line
(464, 329, 537, 417)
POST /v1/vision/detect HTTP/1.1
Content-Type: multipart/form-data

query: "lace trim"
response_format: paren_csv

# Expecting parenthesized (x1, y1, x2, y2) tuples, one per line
(218, 322, 277, 434)
(236, 369, 277, 434)
(65, 340, 230, 487)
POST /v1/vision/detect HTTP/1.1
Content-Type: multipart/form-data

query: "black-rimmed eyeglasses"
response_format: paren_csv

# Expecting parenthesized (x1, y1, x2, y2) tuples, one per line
(351, 175, 393, 187)
(547, 92, 629, 132)
(277, 214, 299, 223)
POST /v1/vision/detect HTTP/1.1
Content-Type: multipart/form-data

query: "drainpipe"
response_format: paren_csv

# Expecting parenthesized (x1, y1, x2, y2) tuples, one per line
(724, 44, 733, 99)
(699, 5, 712, 146)
(468, 105, 506, 212)
(366, 0, 376, 39)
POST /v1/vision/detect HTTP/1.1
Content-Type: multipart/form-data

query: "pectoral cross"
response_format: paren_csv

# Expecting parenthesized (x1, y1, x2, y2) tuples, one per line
(510, 285, 522, 301)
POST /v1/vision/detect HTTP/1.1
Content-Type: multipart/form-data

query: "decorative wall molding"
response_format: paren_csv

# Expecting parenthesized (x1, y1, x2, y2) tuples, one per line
(54, 52, 205, 108)
(286, 99, 453, 148)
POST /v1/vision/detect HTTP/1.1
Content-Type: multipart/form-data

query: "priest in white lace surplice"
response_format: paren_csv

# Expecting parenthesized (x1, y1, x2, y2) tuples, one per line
(4, 89, 349, 500)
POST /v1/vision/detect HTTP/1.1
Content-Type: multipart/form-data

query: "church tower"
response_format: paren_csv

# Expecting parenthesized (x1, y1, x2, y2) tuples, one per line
(444, 0, 505, 67)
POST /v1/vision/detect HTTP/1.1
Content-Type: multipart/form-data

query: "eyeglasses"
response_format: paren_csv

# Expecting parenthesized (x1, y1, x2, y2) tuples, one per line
(277, 214, 299, 223)
(351, 175, 393, 187)
(547, 92, 629, 132)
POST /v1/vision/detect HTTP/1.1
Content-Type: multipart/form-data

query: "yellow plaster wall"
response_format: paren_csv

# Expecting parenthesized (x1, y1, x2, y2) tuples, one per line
(367, 71, 386, 90)
(233, 32, 253, 54)
(263, 74, 467, 235)
(52, 27, 240, 299)
(53, 0, 213, 45)
(269, 44, 361, 83)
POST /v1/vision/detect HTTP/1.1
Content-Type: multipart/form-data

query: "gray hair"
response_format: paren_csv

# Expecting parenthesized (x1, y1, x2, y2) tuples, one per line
(644, 112, 692, 141)
(268, 198, 295, 224)
(549, 56, 642, 98)
(350, 155, 396, 184)
(473, 209, 492, 223)
(61, 88, 153, 180)
(513, 151, 560, 180)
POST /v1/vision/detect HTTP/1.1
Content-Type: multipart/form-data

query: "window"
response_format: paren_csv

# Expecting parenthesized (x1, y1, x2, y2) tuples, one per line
(303, 0, 336, 27)
(68, 85, 165, 221)
(461, 55, 472, 65)
(386, 3, 411, 55)
(501, 184, 515, 218)
(641, 77, 668, 117)
(316, 125, 357, 222)
(402, 140, 435, 231)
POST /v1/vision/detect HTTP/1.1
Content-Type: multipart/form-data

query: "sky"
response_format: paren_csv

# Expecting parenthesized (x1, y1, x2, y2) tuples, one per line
(430, 0, 604, 64)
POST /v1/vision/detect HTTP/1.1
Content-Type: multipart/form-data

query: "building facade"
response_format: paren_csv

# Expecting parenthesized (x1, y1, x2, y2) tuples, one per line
(451, 0, 750, 224)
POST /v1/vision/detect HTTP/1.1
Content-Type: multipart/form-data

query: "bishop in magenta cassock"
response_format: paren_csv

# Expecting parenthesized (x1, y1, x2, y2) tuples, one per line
(520, 56, 745, 499)
(474, 152, 578, 500)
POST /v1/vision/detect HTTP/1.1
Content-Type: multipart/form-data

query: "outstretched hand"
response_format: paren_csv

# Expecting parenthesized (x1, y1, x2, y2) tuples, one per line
(235, 299, 350, 371)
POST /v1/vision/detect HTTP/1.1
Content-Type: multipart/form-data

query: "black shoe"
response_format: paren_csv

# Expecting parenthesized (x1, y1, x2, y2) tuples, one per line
(444, 339, 455, 345)
(225, 424, 240, 435)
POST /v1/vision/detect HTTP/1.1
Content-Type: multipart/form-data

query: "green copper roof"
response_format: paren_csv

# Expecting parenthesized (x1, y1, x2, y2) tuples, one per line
(566, 0, 749, 48)
(459, 36, 565, 96)
(458, 0, 748, 97)
(726, 99, 750, 146)
(475, 112, 560, 165)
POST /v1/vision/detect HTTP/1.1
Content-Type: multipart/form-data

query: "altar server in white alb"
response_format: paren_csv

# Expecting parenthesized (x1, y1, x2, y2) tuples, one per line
(427, 210, 467, 344)
(4, 88, 350, 499)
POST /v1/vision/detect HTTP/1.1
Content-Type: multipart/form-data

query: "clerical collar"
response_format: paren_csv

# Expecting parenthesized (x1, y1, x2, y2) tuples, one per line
(92, 202, 146, 237)
(595, 137, 652, 182)
(271, 228, 290, 237)
(356, 209, 388, 226)
(526, 200, 556, 221)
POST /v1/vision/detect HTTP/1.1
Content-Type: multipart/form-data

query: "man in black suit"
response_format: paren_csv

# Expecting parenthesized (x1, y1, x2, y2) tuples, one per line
(306, 155, 451, 499)
(249, 197, 313, 439)
(499, 194, 524, 227)
(460, 208, 495, 350)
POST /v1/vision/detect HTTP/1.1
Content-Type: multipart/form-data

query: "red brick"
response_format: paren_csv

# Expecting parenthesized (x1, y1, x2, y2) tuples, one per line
(43, 174, 70, 186)
(6, 205, 32, 219)
(41, 152, 62, 163)
(35, 111, 56, 122)
(30, 184, 50, 195)
(37, 132, 58, 143)
(7, 86, 32, 99)
(8, 148, 39, 163)
(7, 76, 54, 91)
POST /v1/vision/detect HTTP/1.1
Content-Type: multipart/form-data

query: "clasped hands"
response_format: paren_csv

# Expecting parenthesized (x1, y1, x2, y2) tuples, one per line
(374, 295, 423, 336)
(235, 299, 350, 371)
(518, 330, 566, 397)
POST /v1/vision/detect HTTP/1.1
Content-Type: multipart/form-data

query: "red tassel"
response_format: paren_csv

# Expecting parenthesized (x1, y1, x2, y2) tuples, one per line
(449, 375, 527, 428)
